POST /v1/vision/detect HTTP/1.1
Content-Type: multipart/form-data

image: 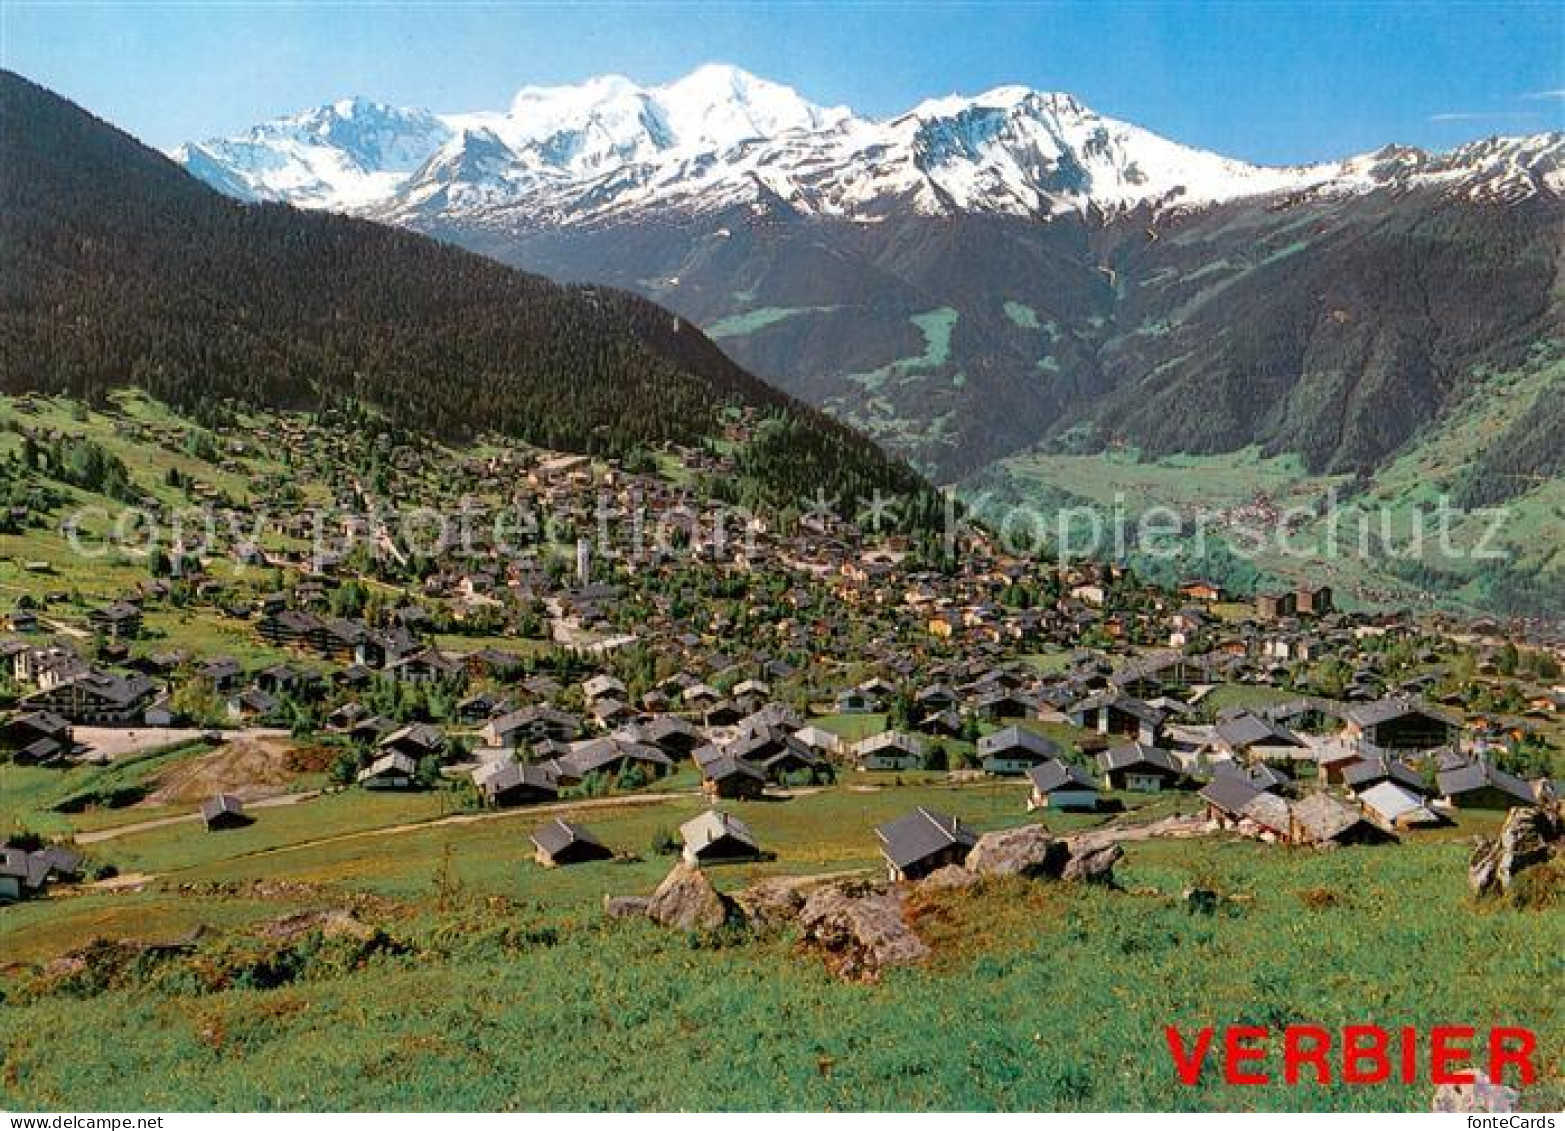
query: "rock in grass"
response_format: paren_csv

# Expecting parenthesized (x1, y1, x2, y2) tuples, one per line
(798, 881, 928, 981)
(731, 876, 811, 928)
(645, 862, 739, 932)
(1061, 842, 1122, 885)
(1432, 1071, 1518, 1113)
(603, 894, 651, 919)
(967, 824, 1067, 879)
(917, 864, 979, 891)
(260, 908, 378, 942)
(1469, 806, 1560, 898)
(1468, 840, 1500, 898)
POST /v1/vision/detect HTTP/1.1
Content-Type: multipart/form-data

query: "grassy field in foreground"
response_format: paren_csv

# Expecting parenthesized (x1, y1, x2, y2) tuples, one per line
(1, 829, 1559, 1112)
(2, 775, 1167, 964)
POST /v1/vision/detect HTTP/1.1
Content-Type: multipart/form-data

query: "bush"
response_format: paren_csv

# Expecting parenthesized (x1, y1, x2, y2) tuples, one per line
(649, 826, 681, 857)
(327, 751, 361, 787)
(1296, 886, 1345, 909)
(1509, 860, 1562, 911)
(5, 828, 46, 851)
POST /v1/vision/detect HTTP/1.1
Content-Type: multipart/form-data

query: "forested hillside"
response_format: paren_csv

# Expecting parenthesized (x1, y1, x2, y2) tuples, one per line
(479, 189, 1564, 490)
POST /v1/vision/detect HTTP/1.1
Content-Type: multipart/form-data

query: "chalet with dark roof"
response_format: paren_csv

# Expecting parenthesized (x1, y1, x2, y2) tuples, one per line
(462, 648, 527, 681)
(378, 723, 446, 763)
(483, 706, 580, 749)
(1436, 760, 1538, 809)
(875, 807, 978, 882)
(387, 647, 460, 684)
(0, 847, 50, 903)
(1068, 693, 1167, 745)
(914, 684, 960, 714)
(531, 819, 613, 867)
(1345, 698, 1459, 753)
(735, 703, 803, 738)
(701, 753, 767, 800)
(4, 710, 74, 765)
(638, 715, 706, 758)
(680, 810, 761, 865)
(1214, 713, 1310, 762)
(22, 668, 157, 724)
(1097, 742, 1185, 792)
(226, 687, 278, 722)
(200, 794, 252, 831)
(557, 737, 673, 783)
(853, 730, 925, 771)
(1026, 759, 1099, 812)
(977, 726, 1062, 776)
(197, 657, 244, 692)
(88, 600, 143, 640)
(455, 691, 506, 725)
(357, 751, 419, 790)
(833, 687, 879, 715)
(969, 687, 1038, 722)
(475, 761, 559, 807)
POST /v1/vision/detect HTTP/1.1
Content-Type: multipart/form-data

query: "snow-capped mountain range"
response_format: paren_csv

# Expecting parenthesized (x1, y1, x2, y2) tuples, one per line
(175, 64, 1565, 227)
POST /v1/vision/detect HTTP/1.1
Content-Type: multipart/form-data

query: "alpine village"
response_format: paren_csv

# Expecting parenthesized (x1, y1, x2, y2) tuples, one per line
(1, 69, 1562, 1112)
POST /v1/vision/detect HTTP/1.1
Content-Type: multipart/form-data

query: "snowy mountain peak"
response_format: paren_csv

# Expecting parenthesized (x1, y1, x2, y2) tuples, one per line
(494, 64, 846, 157)
(908, 86, 1083, 121)
(175, 67, 1565, 221)
(328, 95, 393, 119)
(1327, 131, 1565, 202)
(656, 64, 851, 146)
(173, 95, 452, 208)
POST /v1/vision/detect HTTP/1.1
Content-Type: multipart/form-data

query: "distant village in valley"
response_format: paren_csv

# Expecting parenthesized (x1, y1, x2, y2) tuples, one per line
(2, 390, 1562, 984)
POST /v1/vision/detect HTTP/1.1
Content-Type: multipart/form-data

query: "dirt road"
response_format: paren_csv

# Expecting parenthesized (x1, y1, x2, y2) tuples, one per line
(74, 789, 321, 844)
(233, 789, 698, 863)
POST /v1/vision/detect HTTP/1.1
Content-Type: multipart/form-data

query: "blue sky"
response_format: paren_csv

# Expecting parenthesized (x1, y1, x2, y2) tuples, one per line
(3, 1, 1561, 162)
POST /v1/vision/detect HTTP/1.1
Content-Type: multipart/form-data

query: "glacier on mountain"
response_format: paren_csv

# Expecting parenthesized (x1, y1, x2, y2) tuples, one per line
(174, 65, 1565, 224)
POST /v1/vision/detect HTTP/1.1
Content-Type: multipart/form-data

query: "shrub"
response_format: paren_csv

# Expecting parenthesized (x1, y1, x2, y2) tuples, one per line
(1296, 886, 1345, 909)
(649, 826, 681, 856)
(1509, 860, 1562, 911)
(327, 751, 361, 787)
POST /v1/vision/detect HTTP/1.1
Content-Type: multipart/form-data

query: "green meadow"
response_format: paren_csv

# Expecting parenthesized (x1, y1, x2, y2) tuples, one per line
(3, 819, 1559, 1111)
(3, 745, 1560, 1111)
